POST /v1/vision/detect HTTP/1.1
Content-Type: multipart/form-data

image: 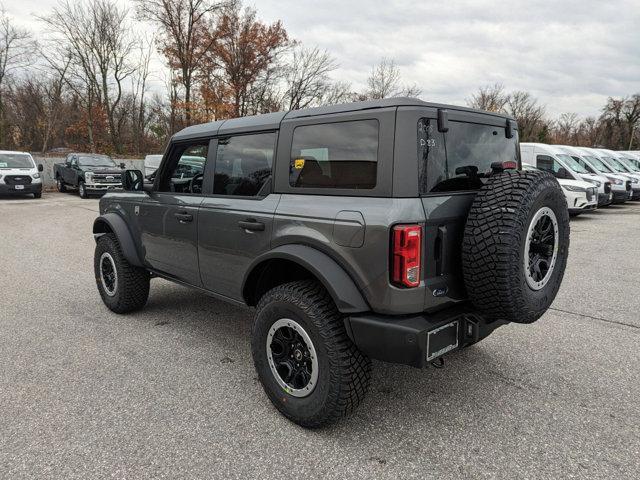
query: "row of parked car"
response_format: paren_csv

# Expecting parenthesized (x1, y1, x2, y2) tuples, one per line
(520, 145, 640, 216)
(1, 147, 640, 211)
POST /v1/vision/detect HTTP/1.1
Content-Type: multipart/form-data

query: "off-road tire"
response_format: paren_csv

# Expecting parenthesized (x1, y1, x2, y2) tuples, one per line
(56, 177, 66, 192)
(94, 233, 150, 313)
(252, 280, 371, 428)
(78, 180, 87, 199)
(462, 170, 570, 324)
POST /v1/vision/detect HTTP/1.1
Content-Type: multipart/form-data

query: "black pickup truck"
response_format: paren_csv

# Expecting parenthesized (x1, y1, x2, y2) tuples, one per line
(54, 153, 125, 198)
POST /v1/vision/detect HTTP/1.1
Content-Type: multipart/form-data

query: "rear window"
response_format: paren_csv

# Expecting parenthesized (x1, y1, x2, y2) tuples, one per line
(418, 119, 519, 194)
(289, 120, 379, 189)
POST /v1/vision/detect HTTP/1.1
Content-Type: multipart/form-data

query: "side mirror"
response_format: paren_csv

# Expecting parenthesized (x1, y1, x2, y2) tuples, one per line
(119, 162, 126, 169)
(557, 167, 569, 179)
(37, 164, 44, 172)
(123, 169, 144, 192)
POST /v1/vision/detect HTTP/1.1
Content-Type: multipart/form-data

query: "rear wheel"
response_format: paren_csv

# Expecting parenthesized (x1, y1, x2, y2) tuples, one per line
(94, 233, 150, 313)
(462, 170, 570, 324)
(251, 280, 371, 428)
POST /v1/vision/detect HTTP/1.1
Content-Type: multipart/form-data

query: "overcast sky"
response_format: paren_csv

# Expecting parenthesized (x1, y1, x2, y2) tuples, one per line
(6, 0, 640, 118)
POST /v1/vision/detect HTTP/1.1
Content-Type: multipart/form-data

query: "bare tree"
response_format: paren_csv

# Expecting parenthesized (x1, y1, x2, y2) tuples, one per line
(40, 0, 138, 153)
(0, 6, 36, 144)
(282, 46, 338, 110)
(365, 58, 421, 100)
(553, 112, 579, 145)
(504, 91, 546, 142)
(467, 83, 508, 112)
(134, 0, 228, 125)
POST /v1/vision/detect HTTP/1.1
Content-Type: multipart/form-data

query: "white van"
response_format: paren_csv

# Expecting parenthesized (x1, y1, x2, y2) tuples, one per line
(597, 149, 640, 200)
(551, 145, 613, 206)
(574, 147, 632, 203)
(520, 143, 598, 215)
(144, 154, 163, 179)
(0, 150, 44, 199)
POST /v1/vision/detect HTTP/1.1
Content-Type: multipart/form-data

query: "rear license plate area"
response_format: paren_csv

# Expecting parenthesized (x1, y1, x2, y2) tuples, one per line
(426, 320, 459, 361)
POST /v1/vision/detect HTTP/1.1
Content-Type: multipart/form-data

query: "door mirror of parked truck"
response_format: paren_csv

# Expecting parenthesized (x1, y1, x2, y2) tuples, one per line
(37, 164, 43, 172)
(120, 162, 126, 169)
(557, 167, 569, 179)
(123, 169, 144, 192)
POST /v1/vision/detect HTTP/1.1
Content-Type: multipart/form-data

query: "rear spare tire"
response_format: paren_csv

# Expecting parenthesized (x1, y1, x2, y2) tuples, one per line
(462, 170, 569, 324)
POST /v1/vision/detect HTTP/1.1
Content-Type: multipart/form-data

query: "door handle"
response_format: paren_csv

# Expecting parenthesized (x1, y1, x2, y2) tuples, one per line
(174, 211, 193, 223)
(238, 219, 265, 232)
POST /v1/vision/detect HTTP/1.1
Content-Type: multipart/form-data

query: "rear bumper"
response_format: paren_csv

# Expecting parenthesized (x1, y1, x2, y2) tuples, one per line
(0, 182, 42, 195)
(344, 306, 507, 368)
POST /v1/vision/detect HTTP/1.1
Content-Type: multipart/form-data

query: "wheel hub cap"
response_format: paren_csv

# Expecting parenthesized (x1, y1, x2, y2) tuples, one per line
(266, 319, 318, 398)
(524, 207, 559, 290)
(99, 252, 118, 296)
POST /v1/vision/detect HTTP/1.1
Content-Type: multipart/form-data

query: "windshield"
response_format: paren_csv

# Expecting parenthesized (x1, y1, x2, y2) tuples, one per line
(78, 155, 116, 167)
(603, 157, 627, 173)
(556, 154, 589, 174)
(0, 153, 35, 169)
(584, 155, 611, 173)
(618, 157, 640, 172)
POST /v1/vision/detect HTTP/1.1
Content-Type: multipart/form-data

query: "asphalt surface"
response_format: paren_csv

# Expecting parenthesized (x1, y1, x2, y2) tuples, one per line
(1, 192, 639, 479)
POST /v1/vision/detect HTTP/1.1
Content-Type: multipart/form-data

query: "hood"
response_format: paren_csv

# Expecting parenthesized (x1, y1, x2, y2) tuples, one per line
(557, 178, 595, 189)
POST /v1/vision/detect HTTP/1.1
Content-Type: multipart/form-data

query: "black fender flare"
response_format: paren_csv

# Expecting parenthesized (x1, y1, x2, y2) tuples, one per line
(93, 213, 143, 267)
(243, 244, 370, 314)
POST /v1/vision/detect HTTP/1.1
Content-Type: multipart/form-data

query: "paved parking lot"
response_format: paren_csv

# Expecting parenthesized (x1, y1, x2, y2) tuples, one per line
(1, 192, 639, 479)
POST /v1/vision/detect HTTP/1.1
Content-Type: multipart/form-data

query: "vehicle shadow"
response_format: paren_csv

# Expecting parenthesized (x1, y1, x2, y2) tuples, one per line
(137, 281, 543, 439)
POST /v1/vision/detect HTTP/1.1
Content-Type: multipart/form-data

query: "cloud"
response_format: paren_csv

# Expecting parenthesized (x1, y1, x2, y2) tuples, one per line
(7, 0, 640, 118)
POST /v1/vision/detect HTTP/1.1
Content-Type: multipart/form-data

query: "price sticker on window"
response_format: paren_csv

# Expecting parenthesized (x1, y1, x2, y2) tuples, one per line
(294, 158, 305, 169)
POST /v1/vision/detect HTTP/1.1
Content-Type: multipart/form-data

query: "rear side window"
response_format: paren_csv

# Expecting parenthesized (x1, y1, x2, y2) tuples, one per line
(214, 132, 276, 196)
(419, 119, 519, 193)
(290, 120, 379, 189)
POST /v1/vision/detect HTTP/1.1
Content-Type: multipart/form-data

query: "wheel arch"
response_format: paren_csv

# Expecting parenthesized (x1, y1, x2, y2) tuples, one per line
(242, 245, 370, 314)
(93, 213, 143, 267)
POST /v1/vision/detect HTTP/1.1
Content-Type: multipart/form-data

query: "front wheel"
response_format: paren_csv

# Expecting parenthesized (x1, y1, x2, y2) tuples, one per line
(94, 233, 150, 313)
(78, 180, 88, 199)
(251, 280, 371, 428)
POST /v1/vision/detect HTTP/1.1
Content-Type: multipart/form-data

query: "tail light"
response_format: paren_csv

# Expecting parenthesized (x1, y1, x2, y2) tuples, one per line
(391, 225, 422, 288)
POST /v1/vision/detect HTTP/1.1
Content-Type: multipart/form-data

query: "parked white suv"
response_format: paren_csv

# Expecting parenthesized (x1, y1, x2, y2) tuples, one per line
(0, 150, 44, 199)
(520, 144, 597, 215)
(574, 147, 632, 203)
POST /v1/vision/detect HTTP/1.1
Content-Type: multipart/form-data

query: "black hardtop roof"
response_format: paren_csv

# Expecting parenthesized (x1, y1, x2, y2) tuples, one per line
(172, 97, 515, 141)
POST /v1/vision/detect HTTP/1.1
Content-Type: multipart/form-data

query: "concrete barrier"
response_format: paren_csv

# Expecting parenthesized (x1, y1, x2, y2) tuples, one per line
(33, 156, 145, 189)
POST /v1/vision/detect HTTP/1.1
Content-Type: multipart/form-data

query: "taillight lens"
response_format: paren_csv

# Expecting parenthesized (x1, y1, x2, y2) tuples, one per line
(391, 225, 422, 288)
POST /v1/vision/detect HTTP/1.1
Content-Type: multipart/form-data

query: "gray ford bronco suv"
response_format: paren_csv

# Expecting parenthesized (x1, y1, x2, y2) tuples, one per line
(93, 98, 570, 427)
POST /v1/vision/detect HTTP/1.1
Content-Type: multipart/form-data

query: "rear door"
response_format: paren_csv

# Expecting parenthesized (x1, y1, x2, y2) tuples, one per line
(198, 131, 280, 300)
(137, 140, 212, 286)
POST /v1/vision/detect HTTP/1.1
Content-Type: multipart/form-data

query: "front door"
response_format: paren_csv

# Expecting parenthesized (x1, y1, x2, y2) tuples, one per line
(198, 132, 280, 300)
(138, 140, 212, 286)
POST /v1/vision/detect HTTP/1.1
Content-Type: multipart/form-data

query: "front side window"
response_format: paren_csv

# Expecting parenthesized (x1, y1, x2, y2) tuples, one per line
(536, 155, 564, 176)
(571, 155, 595, 174)
(419, 120, 518, 193)
(214, 132, 275, 196)
(158, 143, 208, 194)
(290, 120, 379, 189)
